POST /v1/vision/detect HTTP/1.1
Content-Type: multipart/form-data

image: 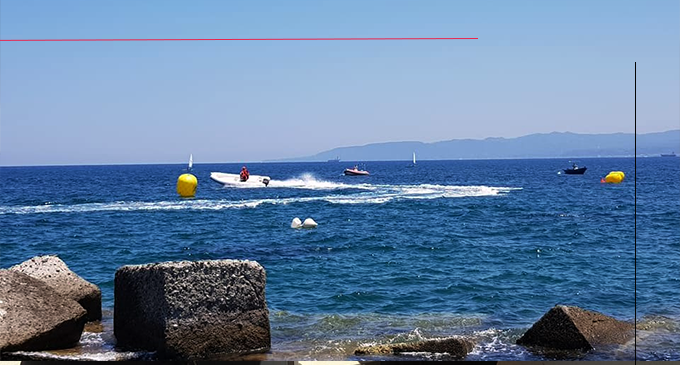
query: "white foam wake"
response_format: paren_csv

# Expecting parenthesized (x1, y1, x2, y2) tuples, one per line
(226, 173, 374, 190)
(222, 174, 522, 198)
(0, 184, 521, 215)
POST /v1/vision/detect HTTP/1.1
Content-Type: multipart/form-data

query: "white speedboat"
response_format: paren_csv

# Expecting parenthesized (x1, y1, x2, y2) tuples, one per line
(210, 172, 271, 187)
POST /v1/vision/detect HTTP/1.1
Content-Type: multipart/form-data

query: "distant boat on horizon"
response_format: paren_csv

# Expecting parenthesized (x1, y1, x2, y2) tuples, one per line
(661, 152, 677, 157)
(407, 152, 416, 168)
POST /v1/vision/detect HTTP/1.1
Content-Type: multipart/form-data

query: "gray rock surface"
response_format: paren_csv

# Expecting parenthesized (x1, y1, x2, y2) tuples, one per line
(0, 270, 87, 352)
(10, 255, 102, 321)
(516, 305, 634, 350)
(114, 259, 270, 359)
(354, 337, 475, 359)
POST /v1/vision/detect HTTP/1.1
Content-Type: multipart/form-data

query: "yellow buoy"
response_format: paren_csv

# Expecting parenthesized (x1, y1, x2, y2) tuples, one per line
(604, 171, 625, 184)
(177, 173, 198, 197)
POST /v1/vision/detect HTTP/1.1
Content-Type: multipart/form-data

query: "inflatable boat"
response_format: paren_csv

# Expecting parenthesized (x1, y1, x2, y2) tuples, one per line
(343, 167, 369, 176)
(210, 172, 271, 187)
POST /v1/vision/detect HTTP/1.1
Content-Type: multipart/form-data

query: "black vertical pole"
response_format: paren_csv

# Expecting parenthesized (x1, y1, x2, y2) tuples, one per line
(634, 61, 637, 362)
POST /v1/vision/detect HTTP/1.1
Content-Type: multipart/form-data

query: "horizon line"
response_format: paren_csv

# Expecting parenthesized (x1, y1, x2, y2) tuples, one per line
(0, 155, 645, 168)
(1, 129, 676, 167)
(0, 37, 478, 42)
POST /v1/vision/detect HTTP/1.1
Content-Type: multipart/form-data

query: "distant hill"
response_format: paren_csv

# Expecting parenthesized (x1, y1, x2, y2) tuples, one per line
(273, 130, 680, 162)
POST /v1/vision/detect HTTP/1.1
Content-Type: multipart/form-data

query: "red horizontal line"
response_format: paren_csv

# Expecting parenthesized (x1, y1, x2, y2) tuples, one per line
(0, 37, 477, 42)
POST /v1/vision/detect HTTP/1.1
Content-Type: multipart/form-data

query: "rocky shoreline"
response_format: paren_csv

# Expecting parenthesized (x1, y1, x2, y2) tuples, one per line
(1, 255, 636, 361)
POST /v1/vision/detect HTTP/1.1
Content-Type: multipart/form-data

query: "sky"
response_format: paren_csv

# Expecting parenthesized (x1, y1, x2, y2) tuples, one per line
(0, 0, 678, 166)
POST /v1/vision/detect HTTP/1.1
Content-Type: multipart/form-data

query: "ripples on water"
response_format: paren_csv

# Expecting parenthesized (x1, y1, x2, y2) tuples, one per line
(1, 158, 678, 360)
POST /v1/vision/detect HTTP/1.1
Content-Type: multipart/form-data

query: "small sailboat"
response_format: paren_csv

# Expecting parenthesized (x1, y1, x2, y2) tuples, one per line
(407, 152, 416, 167)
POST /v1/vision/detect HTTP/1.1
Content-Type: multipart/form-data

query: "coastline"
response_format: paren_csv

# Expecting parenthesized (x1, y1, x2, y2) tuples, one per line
(7, 306, 674, 361)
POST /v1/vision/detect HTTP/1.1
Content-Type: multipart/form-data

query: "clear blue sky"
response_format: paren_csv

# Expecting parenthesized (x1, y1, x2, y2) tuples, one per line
(1, 0, 678, 165)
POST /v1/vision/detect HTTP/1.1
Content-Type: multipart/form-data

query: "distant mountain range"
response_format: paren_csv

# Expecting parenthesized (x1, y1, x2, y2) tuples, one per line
(274, 130, 680, 162)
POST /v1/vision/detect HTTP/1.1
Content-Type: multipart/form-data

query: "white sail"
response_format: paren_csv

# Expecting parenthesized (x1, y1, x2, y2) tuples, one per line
(413, 152, 416, 165)
(188, 154, 193, 170)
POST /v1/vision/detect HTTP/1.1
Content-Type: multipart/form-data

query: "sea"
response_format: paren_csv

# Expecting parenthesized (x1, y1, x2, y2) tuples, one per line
(1, 157, 678, 361)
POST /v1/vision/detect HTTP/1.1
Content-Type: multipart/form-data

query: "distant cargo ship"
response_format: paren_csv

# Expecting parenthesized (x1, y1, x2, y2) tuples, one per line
(661, 152, 677, 157)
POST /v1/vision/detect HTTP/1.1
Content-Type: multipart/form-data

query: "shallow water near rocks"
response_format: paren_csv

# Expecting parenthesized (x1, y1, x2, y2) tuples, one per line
(1, 158, 678, 360)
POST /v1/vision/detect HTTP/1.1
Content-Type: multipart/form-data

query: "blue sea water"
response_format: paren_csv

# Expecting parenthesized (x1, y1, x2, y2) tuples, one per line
(1, 157, 678, 361)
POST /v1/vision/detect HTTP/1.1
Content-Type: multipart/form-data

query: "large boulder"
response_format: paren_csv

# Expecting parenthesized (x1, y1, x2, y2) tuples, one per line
(10, 255, 102, 321)
(114, 259, 271, 359)
(516, 305, 634, 350)
(354, 337, 475, 359)
(0, 270, 87, 352)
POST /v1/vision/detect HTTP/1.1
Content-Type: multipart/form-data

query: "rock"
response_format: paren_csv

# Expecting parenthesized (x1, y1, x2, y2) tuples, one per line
(114, 259, 271, 359)
(302, 218, 318, 228)
(291, 217, 302, 228)
(10, 255, 102, 321)
(0, 270, 87, 352)
(516, 305, 634, 350)
(354, 337, 475, 359)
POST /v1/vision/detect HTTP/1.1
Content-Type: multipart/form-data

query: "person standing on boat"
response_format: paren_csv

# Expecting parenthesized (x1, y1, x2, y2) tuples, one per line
(240, 166, 250, 182)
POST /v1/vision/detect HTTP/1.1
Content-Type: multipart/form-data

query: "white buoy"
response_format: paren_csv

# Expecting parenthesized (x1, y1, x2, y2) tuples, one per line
(291, 217, 302, 229)
(302, 218, 318, 228)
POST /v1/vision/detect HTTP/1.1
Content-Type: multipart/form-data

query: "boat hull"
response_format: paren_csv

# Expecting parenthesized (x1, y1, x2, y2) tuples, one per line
(343, 169, 369, 176)
(563, 167, 587, 175)
(210, 172, 271, 186)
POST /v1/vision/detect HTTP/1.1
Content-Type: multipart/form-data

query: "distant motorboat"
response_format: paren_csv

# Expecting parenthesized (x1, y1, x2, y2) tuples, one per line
(344, 166, 369, 176)
(661, 152, 677, 157)
(563, 162, 587, 175)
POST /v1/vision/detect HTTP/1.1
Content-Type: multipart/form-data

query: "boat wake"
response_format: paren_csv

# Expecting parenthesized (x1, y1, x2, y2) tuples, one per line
(0, 182, 521, 215)
(264, 173, 373, 190)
